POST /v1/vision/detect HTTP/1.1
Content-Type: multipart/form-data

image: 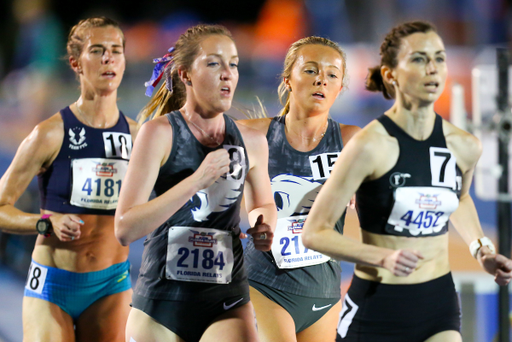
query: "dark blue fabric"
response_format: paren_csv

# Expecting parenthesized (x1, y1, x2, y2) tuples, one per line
(37, 106, 131, 215)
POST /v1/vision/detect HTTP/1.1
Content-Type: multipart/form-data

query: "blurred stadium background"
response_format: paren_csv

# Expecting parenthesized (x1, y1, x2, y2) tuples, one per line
(0, 0, 511, 341)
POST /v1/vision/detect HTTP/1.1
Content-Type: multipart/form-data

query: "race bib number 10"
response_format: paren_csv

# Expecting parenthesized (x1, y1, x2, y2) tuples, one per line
(166, 227, 234, 284)
(102, 132, 132, 160)
(70, 158, 128, 210)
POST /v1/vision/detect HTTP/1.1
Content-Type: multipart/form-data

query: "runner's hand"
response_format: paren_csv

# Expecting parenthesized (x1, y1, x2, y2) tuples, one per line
(50, 214, 83, 242)
(479, 251, 512, 286)
(382, 249, 424, 277)
(246, 214, 273, 251)
(192, 149, 230, 190)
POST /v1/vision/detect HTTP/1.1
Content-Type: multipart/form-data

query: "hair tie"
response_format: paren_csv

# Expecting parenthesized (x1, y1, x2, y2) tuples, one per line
(144, 47, 175, 97)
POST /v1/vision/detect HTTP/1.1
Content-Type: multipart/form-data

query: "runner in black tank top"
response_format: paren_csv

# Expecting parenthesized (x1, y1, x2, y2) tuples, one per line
(0, 18, 138, 342)
(115, 25, 276, 342)
(302, 21, 512, 342)
(240, 37, 360, 342)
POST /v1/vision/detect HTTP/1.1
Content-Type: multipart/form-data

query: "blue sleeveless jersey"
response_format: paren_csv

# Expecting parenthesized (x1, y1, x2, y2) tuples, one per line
(244, 115, 345, 298)
(38, 106, 132, 215)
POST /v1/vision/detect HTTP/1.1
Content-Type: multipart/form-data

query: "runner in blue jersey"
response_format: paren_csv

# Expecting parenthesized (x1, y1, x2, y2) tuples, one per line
(303, 21, 512, 342)
(115, 24, 276, 342)
(0, 17, 138, 342)
(240, 37, 359, 342)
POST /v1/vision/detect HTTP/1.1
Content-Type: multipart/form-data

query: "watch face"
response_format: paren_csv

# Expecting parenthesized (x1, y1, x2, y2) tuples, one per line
(37, 220, 48, 234)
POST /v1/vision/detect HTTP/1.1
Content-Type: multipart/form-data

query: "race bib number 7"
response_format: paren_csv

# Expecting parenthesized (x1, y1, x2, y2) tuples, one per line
(166, 227, 234, 284)
(70, 158, 128, 210)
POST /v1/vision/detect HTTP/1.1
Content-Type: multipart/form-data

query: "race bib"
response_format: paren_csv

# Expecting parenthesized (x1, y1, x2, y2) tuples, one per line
(309, 152, 340, 180)
(166, 227, 234, 284)
(70, 158, 128, 210)
(271, 215, 330, 269)
(102, 132, 132, 160)
(25, 262, 48, 294)
(387, 186, 459, 236)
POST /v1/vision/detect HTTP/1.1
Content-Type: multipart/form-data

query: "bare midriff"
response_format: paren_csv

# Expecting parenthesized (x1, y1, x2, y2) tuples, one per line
(32, 212, 129, 273)
(355, 230, 450, 284)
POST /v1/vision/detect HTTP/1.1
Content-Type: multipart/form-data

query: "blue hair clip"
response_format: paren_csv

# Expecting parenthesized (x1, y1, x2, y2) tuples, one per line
(144, 47, 175, 97)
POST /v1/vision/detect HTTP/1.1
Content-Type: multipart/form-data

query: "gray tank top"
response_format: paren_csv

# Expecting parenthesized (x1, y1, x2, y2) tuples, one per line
(244, 115, 345, 298)
(134, 111, 249, 301)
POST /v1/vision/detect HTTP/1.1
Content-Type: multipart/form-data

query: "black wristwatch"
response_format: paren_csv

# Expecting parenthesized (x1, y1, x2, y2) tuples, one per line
(36, 214, 53, 237)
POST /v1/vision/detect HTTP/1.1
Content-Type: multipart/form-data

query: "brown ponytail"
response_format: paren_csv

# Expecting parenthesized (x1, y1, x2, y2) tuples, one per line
(138, 24, 233, 125)
(366, 21, 437, 99)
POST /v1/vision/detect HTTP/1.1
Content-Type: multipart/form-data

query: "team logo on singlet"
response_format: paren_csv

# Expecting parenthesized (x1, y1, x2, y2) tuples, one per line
(416, 193, 442, 209)
(389, 172, 411, 187)
(188, 230, 218, 247)
(69, 127, 88, 150)
(189, 146, 246, 222)
(271, 174, 322, 218)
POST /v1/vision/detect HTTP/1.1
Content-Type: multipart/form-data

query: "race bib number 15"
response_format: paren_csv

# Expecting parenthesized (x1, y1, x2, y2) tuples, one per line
(309, 152, 340, 180)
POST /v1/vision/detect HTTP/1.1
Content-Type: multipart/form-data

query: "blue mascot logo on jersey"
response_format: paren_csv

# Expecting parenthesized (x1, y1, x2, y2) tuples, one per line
(271, 174, 323, 219)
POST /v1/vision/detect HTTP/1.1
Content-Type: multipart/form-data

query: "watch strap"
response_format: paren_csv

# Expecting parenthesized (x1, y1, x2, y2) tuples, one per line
(469, 237, 496, 259)
(39, 214, 53, 237)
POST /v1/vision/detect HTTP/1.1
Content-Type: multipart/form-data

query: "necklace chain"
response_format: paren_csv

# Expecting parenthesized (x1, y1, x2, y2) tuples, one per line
(287, 119, 328, 143)
(75, 102, 104, 128)
(184, 113, 223, 146)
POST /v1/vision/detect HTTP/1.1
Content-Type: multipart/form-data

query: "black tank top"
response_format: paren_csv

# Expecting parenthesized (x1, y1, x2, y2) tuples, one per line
(38, 106, 132, 215)
(356, 114, 462, 237)
(134, 111, 250, 301)
(245, 115, 345, 298)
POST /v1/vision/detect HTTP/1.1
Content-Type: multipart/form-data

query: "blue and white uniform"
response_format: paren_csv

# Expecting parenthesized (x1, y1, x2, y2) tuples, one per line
(24, 106, 133, 320)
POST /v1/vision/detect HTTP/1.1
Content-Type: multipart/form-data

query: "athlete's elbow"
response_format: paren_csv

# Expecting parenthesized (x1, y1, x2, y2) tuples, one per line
(115, 230, 130, 247)
(301, 228, 317, 250)
(115, 216, 132, 246)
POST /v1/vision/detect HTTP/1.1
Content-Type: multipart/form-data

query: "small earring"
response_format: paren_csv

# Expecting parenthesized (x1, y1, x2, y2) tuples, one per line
(392, 80, 396, 85)
(186, 80, 192, 86)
